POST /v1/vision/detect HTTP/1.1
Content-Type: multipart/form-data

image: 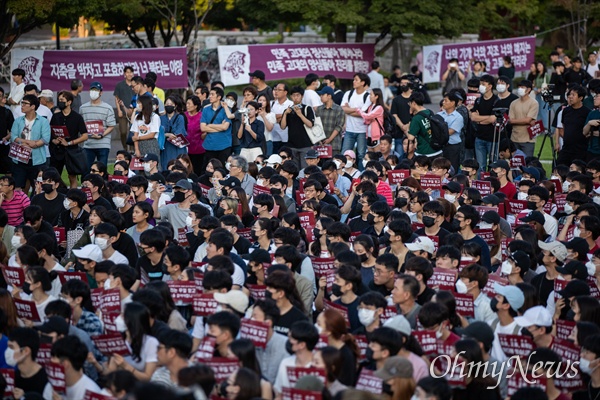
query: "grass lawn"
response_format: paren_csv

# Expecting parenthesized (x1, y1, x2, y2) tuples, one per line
(61, 164, 114, 186)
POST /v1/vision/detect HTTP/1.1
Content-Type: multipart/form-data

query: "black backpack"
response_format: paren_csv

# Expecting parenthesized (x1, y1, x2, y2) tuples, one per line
(426, 111, 450, 151)
(382, 109, 396, 136)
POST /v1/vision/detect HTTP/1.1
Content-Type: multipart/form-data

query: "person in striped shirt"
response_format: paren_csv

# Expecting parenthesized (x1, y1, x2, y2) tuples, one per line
(0, 175, 30, 226)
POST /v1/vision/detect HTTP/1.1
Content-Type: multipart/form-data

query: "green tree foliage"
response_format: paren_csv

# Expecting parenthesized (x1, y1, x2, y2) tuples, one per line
(0, 0, 104, 59)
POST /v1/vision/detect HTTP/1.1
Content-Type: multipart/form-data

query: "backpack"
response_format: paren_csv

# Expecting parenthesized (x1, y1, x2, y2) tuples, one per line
(425, 111, 450, 151)
(379, 108, 396, 136)
(348, 89, 369, 104)
(456, 105, 476, 149)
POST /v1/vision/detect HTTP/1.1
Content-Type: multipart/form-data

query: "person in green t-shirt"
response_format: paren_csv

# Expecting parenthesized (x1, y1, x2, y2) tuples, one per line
(407, 92, 442, 158)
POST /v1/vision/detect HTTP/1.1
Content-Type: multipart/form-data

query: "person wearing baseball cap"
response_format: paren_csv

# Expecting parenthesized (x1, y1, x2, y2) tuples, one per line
(534, 240, 569, 307)
(490, 159, 517, 199)
(489, 283, 525, 361)
(248, 70, 273, 101)
(406, 236, 435, 260)
(374, 356, 413, 383)
(80, 80, 116, 172)
(72, 244, 104, 284)
(214, 290, 249, 318)
(150, 178, 195, 236)
(500, 250, 530, 285)
(343, 150, 360, 178)
(514, 305, 554, 348)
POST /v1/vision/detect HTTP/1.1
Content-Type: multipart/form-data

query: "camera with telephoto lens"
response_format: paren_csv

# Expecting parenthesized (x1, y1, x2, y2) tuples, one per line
(541, 84, 558, 103)
(238, 107, 249, 123)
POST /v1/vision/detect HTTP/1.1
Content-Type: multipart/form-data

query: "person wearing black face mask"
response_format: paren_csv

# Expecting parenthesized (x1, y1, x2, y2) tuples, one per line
(514, 305, 555, 348)
(150, 179, 196, 236)
(49, 90, 89, 189)
(363, 201, 390, 242)
(160, 96, 188, 170)
(252, 194, 276, 219)
(391, 76, 413, 152)
(414, 201, 451, 244)
(31, 170, 66, 226)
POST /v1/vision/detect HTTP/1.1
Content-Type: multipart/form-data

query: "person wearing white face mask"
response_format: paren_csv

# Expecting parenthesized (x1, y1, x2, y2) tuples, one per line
(508, 79, 539, 158)
(94, 223, 128, 265)
(580, 334, 600, 397)
(140, 153, 159, 176)
(418, 302, 461, 347)
(578, 215, 600, 255)
(456, 264, 495, 324)
(501, 250, 530, 285)
(470, 75, 499, 173)
(111, 184, 134, 228)
(6, 327, 54, 399)
(488, 283, 525, 363)
(353, 292, 386, 336)
(80, 81, 116, 172)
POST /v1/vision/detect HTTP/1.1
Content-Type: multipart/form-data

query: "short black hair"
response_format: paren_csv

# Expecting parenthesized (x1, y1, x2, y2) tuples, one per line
(208, 229, 234, 255)
(376, 253, 399, 272)
(409, 92, 425, 106)
(416, 377, 453, 400)
(370, 327, 402, 356)
(203, 269, 232, 291)
(8, 327, 40, 359)
(140, 229, 166, 252)
(327, 222, 351, 242)
(207, 311, 241, 338)
(404, 256, 434, 283)
(159, 329, 193, 359)
(418, 302, 449, 329)
(109, 264, 137, 290)
(95, 222, 119, 238)
(51, 335, 88, 371)
(289, 321, 319, 351)
(359, 291, 387, 309)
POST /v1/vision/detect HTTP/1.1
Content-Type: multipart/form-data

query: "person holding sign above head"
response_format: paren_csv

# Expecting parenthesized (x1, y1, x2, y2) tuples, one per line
(49, 91, 88, 189)
(10, 94, 51, 191)
(80, 81, 116, 172)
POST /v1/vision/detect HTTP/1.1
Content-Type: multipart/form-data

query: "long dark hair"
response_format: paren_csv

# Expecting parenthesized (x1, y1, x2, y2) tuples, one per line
(371, 88, 385, 109)
(229, 339, 262, 376)
(124, 302, 152, 362)
(232, 368, 261, 400)
(144, 281, 176, 322)
(136, 95, 153, 124)
(257, 94, 271, 113)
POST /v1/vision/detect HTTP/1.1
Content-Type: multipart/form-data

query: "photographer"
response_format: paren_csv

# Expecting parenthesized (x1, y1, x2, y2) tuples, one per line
(583, 92, 600, 160)
(550, 62, 567, 104)
(237, 101, 265, 163)
(442, 58, 466, 95)
(508, 80, 539, 157)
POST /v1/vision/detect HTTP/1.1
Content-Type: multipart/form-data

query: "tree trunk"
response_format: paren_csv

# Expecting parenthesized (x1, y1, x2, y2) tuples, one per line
(355, 25, 364, 43)
(278, 22, 284, 43)
(126, 29, 146, 48)
(334, 23, 347, 43)
(145, 23, 157, 47)
(392, 38, 399, 70)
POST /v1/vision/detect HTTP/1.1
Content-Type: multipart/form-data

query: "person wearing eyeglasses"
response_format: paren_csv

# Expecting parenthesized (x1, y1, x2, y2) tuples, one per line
(9, 94, 50, 191)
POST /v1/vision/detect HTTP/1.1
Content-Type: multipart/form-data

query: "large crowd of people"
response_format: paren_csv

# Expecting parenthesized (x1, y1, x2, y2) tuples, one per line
(0, 47, 599, 400)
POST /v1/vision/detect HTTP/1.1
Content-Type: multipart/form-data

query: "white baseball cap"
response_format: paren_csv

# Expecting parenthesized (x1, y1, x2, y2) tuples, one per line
(405, 236, 435, 255)
(72, 244, 103, 263)
(513, 305, 553, 327)
(214, 290, 249, 314)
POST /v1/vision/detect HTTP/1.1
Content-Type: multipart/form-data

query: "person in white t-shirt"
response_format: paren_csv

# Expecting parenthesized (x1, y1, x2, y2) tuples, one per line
(341, 73, 372, 170)
(270, 83, 294, 154)
(489, 284, 525, 362)
(7, 68, 26, 119)
(94, 223, 129, 264)
(50, 335, 101, 400)
(303, 73, 323, 109)
(586, 51, 599, 79)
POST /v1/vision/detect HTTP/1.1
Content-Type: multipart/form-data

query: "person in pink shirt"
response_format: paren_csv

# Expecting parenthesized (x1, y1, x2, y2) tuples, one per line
(0, 176, 30, 226)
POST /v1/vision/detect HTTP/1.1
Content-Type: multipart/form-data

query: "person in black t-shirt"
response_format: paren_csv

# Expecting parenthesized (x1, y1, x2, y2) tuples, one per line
(265, 269, 308, 336)
(220, 215, 251, 255)
(390, 75, 413, 153)
(403, 256, 435, 306)
(471, 74, 500, 172)
(280, 86, 315, 169)
(557, 85, 591, 166)
(31, 169, 66, 226)
(8, 327, 51, 399)
(135, 229, 166, 282)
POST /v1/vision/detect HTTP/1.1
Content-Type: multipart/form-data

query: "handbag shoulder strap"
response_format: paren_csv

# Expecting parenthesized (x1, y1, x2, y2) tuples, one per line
(209, 107, 223, 124)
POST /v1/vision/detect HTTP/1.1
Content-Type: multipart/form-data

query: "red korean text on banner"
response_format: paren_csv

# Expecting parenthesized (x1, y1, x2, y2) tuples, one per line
(286, 367, 326, 386)
(554, 194, 567, 212)
(413, 330, 437, 355)
(130, 157, 144, 171)
(551, 337, 580, 362)
(420, 174, 442, 191)
(239, 318, 270, 349)
(237, 228, 253, 242)
(483, 274, 509, 298)
(36, 343, 51, 365)
(196, 336, 216, 360)
(1, 265, 25, 287)
(85, 120, 104, 136)
(472, 180, 492, 196)
(84, 390, 117, 400)
(355, 369, 383, 394)
(387, 170, 411, 185)
(505, 199, 528, 215)
(92, 333, 131, 356)
(100, 288, 121, 314)
(247, 284, 266, 301)
(252, 184, 270, 198)
(193, 293, 218, 316)
(281, 388, 322, 400)
(380, 306, 399, 324)
(507, 371, 547, 397)
(58, 271, 88, 285)
(323, 300, 350, 327)
(453, 293, 475, 318)
(199, 184, 210, 198)
(54, 227, 66, 243)
(312, 257, 336, 278)
(473, 229, 495, 246)
(527, 120, 545, 139)
(555, 319, 576, 341)
(168, 280, 197, 304)
(497, 334, 534, 357)
(348, 231, 361, 243)
(45, 362, 66, 395)
(167, 134, 190, 148)
(202, 358, 240, 382)
(50, 125, 68, 139)
(102, 310, 120, 333)
(429, 268, 458, 291)
(0, 368, 14, 398)
(510, 155, 527, 168)
(177, 228, 189, 247)
(314, 145, 332, 159)
(82, 187, 93, 204)
(588, 276, 600, 299)
(554, 279, 568, 303)
(14, 298, 41, 322)
(108, 175, 128, 184)
(192, 272, 204, 291)
(9, 143, 32, 164)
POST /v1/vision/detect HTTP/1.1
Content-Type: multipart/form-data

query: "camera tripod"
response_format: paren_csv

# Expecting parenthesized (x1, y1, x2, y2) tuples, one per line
(487, 116, 508, 168)
(535, 101, 558, 168)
